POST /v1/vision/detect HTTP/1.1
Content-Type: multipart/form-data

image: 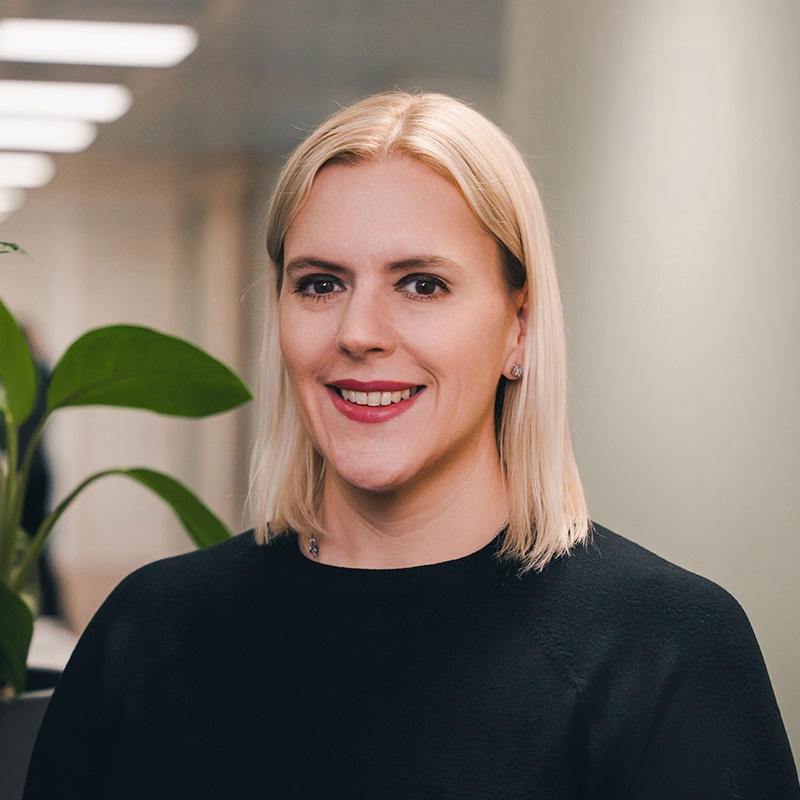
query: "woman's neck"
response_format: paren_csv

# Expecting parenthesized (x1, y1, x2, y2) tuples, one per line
(311, 443, 510, 569)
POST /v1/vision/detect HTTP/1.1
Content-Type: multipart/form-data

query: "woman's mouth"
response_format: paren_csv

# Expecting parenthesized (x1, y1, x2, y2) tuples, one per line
(326, 382, 424, 423)
(336, 386, 422, 407)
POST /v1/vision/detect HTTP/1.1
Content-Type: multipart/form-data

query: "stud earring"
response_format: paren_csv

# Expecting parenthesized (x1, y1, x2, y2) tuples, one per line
(510, 364, 523, 379)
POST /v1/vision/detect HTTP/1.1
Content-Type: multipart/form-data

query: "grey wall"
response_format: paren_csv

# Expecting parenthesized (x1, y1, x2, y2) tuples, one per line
(503, 0, 799, 761)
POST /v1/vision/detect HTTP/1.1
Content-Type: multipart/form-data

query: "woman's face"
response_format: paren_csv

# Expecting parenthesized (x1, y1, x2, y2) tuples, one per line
(279, 157, 525, 496)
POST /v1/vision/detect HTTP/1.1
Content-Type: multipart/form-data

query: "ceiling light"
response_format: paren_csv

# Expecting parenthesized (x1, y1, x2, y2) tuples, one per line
(0, 117, 97, 153)
(0, 81, 132, 123)
(0, 187, 26, 215)
(0, 153, 56, 188)
(0, 19, 198, 67)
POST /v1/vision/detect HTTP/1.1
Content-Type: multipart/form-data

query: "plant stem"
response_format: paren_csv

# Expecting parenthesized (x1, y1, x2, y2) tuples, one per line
(0, 410, 20, 580)
(9, 411, 48, 551)
(10, 468, 118, 592)
(0, 458, 7, 515)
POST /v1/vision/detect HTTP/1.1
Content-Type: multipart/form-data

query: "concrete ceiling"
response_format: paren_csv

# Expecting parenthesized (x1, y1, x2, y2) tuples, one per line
(2, 0, 506, 161)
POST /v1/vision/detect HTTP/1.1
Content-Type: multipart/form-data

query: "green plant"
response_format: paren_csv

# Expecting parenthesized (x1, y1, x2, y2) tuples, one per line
(0, 242, 252, 695)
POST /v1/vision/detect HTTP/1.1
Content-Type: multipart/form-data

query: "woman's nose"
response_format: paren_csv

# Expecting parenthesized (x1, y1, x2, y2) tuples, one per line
(335, 289, 396, 359)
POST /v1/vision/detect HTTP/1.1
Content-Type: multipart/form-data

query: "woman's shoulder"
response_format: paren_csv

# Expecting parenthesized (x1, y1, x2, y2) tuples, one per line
(506, 523, 758, 687)
(113, 529, 292, 591)
(85, 531, 295, 635)
(67, 533, 294, 675)
(532, 522, 746, 622)
(134, 527, 258, 569)
(104, 531, 255, 600)
(514, 525, 798, 797)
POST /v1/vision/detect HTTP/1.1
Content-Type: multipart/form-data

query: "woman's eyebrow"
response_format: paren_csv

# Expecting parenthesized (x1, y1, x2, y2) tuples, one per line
(386, 255, 461, 272)
(284, 256, 346, 275)
(285, 255, 461, 275)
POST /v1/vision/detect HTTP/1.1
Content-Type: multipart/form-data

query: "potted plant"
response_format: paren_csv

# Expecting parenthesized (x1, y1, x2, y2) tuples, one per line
(0, 241, 252, 796)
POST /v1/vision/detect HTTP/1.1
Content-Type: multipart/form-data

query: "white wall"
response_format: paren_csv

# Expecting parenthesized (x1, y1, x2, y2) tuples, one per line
(503, 0, 799, 762)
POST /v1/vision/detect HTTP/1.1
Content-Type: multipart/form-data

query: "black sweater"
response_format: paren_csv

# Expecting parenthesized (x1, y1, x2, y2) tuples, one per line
(24, 525, 800, 799)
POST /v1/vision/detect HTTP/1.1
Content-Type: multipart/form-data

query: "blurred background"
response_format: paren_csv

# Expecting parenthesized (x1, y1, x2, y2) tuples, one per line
(1, 0, 798, 762)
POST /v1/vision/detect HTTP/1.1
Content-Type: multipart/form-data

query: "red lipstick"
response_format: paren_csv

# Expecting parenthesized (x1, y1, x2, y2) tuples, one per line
(326, 385, 423, 423)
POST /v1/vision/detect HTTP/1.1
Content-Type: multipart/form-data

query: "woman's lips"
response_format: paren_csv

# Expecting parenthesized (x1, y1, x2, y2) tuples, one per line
(326, 383, 423, 423)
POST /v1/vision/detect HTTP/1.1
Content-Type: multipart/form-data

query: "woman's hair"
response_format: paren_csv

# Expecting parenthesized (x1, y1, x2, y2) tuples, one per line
(249, 90, 589, 572)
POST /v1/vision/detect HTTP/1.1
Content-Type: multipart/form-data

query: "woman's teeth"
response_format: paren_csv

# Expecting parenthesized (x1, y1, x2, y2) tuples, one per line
(338, 387, 419, 406)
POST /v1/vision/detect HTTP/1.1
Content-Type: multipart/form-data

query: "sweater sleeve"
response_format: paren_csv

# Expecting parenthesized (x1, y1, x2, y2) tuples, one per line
(602, 578, 799, 799)
(23, 563, 167, 799)
(24, 612, 114, 797)
(527, 529, 800, 799)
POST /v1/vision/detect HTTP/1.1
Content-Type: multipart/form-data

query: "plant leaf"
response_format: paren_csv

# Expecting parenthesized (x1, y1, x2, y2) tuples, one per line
(47, 325, 251, 417)
(117, 468, 232, 548)
(0, 296, 37, 424)
(0, 242, 30, 257)
(0, 578, 34, 695)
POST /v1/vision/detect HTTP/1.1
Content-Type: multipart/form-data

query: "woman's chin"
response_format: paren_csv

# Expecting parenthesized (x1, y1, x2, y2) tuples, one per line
(329, 461, 414, 496)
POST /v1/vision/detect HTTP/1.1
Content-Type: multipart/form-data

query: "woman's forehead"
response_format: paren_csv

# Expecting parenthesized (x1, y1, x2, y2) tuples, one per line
(285, 157, 488, 255)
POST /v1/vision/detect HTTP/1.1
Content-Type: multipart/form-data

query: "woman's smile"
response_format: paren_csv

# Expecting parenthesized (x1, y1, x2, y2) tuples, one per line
(337, 387, 417, 407)
(326, 383, 425, 423)
(278, 156, 525, 495)
(329, 379, 423, 406)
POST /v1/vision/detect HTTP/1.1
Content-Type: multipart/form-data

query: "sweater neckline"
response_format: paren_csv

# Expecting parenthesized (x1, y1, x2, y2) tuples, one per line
(270, 530, 506, 597)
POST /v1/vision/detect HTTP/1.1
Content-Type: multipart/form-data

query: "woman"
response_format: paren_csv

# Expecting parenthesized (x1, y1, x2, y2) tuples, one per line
(25, 92, 799, 799)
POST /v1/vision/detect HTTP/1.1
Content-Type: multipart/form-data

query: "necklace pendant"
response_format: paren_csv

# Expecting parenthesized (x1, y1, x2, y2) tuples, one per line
(309, 535, 319, 560)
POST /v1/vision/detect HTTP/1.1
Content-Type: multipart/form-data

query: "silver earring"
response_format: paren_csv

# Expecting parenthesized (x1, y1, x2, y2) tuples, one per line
(510, 364, 523, 379)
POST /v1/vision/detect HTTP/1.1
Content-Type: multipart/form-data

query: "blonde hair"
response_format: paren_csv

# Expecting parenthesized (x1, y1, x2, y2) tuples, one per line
(249, 91, 588, 571)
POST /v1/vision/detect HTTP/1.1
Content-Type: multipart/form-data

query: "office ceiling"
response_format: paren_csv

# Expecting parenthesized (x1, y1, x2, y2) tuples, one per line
(1, 0, 505, 160)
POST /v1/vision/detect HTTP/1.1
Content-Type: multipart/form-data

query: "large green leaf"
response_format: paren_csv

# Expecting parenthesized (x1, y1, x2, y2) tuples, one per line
(0, 578, 34, 695)
(118, 468, 232, 548)
(48, 325, 251, 417)
(10, 466, 232, 593)
(0, 297, 37, 425)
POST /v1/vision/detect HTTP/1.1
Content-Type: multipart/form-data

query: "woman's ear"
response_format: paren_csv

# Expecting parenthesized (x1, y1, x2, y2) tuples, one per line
(504, 290, 528, 379)
(515, 290, 528, 341)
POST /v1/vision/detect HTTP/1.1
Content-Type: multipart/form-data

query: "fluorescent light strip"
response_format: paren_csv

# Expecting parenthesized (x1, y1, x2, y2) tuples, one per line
(0, 187, 26, 215)
(0, 18, 198, 67)
(0, 81, 132, 123)
(0, 117, 97, 153)
(0, 152, 56, 188)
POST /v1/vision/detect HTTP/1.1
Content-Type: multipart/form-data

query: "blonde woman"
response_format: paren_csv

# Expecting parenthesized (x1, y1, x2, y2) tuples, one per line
(26, 92, 799, 799)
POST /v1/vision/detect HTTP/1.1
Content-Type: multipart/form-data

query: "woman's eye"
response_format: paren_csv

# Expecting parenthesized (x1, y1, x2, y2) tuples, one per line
(400, 275, 447, 298)
(295, 276, 343, 297)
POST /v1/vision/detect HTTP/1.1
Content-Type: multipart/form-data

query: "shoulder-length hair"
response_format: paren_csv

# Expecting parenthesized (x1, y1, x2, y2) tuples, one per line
(249, 90, 588, 572)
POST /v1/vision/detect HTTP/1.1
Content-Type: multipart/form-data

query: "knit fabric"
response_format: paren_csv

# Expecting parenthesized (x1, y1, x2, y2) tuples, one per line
(24, 525, 800, 799)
